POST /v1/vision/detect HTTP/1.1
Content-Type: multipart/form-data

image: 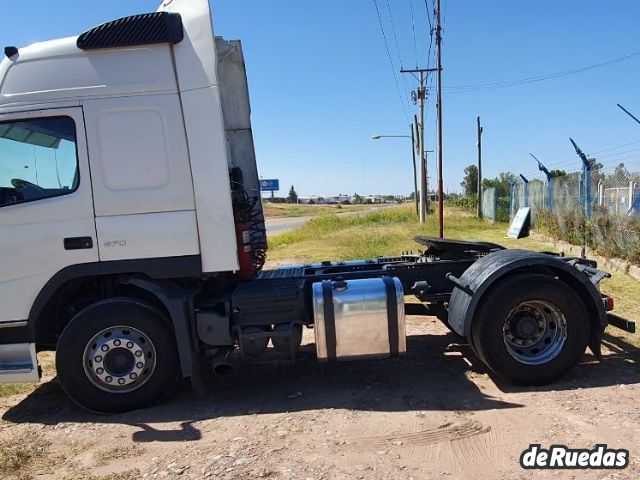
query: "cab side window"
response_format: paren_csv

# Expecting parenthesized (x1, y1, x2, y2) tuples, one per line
(0, 116, 79, 207)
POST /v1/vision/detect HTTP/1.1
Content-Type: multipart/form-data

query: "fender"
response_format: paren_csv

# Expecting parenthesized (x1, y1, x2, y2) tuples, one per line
(447, 249, 607, 358)
(28, 255, 202, 343)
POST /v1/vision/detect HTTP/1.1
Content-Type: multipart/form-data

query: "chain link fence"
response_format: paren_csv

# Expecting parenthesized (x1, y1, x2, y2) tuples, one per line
(482, 167, 640, 264)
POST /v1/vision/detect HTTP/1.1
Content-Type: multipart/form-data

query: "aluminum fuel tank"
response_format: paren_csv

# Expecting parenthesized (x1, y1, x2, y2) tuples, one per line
(312, 277, 406, 361)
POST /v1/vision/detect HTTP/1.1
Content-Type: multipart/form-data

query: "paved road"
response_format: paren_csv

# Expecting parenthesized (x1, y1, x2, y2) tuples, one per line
(264, 216, 312, 235)
(264, 206, 392, 236)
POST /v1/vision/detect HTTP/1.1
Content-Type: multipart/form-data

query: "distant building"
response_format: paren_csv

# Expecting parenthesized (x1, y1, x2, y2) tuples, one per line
(298, 194, 352, 205)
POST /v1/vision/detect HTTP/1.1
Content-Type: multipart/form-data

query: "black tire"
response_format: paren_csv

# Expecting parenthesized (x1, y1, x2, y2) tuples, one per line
(56, 298, 180, 413)
(470, 273, 590, 384)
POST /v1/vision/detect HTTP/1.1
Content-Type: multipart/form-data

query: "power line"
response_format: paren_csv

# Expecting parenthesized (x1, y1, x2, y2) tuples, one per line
(372, 0, 411, 123)
(385, 0, 413, 102)
(423, 0, 433, 33)
(408, 0, 419, 68)
(443, 49, 640, 94)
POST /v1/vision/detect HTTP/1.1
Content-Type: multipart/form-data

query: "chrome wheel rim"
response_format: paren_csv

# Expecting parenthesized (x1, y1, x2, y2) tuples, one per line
(502, 300, 567, 365)
(83, 326, 156, 393)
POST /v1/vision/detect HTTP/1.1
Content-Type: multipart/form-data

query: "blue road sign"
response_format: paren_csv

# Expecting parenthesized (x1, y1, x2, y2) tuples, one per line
(260, 179, 280, 192)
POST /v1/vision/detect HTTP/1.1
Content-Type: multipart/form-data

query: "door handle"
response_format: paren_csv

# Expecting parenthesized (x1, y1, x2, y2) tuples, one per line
(64, 237, 93, 250)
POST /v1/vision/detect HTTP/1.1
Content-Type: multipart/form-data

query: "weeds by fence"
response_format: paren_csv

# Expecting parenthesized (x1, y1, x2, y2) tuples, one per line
(480, 167, 640, 264)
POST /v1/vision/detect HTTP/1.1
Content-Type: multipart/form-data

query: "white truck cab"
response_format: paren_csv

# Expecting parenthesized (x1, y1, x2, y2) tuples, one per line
(0, 0, 264, 388)
(0, 0, 629, 413)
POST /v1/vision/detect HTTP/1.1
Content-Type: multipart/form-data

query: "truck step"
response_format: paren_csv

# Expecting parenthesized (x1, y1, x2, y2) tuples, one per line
(0, 343, 40, 383)
(257, 267, 305, 280)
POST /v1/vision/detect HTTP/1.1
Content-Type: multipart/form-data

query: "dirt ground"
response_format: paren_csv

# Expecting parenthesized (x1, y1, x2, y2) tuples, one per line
(1, 316, 638, 480)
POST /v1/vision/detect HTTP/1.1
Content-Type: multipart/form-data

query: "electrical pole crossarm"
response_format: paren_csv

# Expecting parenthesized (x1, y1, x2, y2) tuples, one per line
(400, 68, 439, 73)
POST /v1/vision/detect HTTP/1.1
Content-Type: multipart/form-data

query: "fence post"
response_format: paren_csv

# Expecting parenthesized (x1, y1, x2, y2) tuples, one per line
(598, 181, 604, 208)
(493, 188, 497, 222)
(509, 179, 517, 219)
(520, 174, 529, 208)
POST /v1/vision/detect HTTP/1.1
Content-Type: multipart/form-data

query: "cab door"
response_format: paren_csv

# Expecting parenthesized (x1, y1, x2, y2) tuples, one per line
(0, 108, 98, 322)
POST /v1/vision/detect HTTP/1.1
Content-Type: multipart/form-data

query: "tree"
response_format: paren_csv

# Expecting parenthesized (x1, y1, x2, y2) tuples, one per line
(608, 163, 630, 186)
(353, 193, 364, 204)
(460, 165, 479, 197)
(483, 171, 515, 198)
(287, 185, 298, 204)
(549, 169, 567, 178)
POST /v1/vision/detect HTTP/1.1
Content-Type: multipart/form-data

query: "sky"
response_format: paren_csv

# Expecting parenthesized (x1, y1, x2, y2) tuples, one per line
(3, 1, 640, 197)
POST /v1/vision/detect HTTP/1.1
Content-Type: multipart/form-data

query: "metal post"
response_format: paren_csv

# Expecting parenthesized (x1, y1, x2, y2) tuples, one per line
(401, 68, 440, 222)
(419, 74, 427, 223)
(520, 174, 529, 208)
(531, 153, 553, 212)
(492, 187, 497, 222)
(617, 103, 640, 126)
(435, 0, 444, 238)
(570, 138, 591, 219)
(509, 179, 517, 219)
(410, 123, 419, 216)
(477, 116, 483, 219)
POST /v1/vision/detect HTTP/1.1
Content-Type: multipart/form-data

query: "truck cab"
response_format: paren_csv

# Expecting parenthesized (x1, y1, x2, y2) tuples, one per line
(0, 0, 264, 384)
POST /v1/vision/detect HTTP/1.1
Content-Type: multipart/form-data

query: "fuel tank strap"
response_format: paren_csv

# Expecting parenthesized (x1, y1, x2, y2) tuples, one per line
(321, 281, 337, 361)
(383, 277, 400, 357)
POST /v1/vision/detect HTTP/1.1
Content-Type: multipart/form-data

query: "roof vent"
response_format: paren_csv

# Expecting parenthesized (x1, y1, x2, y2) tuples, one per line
(77, 12, 184, 51)
(4, 46, 18, 58)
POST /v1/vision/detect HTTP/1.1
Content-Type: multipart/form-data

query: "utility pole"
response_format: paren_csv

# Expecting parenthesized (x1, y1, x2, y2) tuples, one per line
(435, 0, 444, 238)
(419, 75, 426, 223)
(414, 119, 421, 209)
(402, 68, 437, 222)
(477, 116, 483, 219)
(410, 122, 419, 216)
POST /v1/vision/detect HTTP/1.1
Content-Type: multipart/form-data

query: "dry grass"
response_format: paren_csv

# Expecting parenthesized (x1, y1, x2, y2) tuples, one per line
(0, 430, 49, 476)
(93, 445, 145, 466)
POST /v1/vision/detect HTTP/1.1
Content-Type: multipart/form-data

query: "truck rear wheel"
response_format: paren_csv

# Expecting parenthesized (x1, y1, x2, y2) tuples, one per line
(56, 298, 180, 413)
(470, 273, 589, 384)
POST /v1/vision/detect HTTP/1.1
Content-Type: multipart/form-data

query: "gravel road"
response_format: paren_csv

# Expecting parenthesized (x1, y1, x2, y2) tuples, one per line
(1, 316, 638, 480)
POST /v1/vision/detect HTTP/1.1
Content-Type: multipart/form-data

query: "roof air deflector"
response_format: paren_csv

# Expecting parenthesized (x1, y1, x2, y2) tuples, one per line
(77, 12, 184, 51)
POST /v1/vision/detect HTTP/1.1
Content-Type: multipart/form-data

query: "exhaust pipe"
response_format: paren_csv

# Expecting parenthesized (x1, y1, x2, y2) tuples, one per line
(212, 361, 234, 376)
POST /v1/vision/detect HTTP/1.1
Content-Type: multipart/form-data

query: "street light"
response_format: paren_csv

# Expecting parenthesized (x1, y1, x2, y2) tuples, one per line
(371, 135, 411, 140)
(371, 130, 421, 219)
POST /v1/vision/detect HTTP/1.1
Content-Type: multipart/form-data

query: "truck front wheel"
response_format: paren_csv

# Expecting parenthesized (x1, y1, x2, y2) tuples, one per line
(56, 298, 180, 413)
(470, 273, 590, 384)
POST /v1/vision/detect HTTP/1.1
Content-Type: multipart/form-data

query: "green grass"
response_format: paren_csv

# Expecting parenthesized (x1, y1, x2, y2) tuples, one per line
(268, 205, 547, 262)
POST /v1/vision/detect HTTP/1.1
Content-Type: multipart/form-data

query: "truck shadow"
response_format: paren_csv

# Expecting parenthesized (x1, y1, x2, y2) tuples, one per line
(3, 328, 637, 442)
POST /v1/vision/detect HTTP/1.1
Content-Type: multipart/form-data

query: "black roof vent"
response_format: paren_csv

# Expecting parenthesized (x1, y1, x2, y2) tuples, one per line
(77, 12, 183, 51)
(4, 46, 18, 58)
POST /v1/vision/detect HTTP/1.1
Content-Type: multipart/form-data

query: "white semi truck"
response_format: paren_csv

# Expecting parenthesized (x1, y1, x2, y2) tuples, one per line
(0, 0, 634, 412)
